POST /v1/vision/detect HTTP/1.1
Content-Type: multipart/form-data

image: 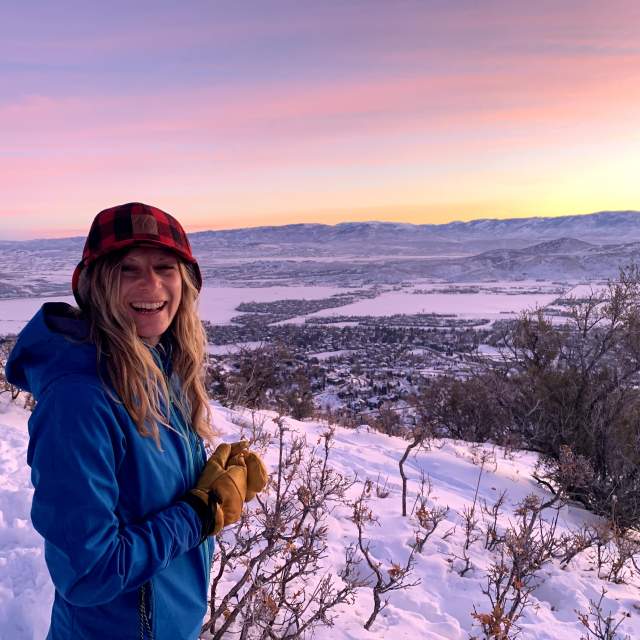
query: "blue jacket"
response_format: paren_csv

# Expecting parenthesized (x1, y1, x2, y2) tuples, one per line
(6, 303, 213, 640)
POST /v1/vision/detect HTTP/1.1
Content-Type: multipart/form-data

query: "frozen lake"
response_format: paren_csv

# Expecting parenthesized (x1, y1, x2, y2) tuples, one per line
(285, 290, 561, 324)
(0, 282, 580, 336)
(0, 286, 346, 335)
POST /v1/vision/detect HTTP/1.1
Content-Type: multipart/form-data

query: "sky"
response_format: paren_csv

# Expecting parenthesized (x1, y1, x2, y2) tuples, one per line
(1, 0, 640, 239)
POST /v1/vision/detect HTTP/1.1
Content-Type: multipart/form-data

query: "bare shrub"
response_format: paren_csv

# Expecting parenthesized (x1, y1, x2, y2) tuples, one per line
(351, 480, 420, 631)
(202, 419, 358, 639)
(276, 369, 315, 421)
(555, 525, 600, 570)
(0, 337, 33, 409)
(228, 408, 273, 453)
(451, 457, 487, 577)
(532, 446, 595, 530)
(366, 401, 404, 437)
(469, 444, 498, 472)
(399, 422, 433, 517)
(374, 473, 390, 499)
(207, 344, 315, 420)
(481, 490, 508, 553)
(591, 521, 640, 585)
(0, 372, 20, 401)
(205, 343, 279, 409)
(576, 588, 631, 640)
(471, 494, 564, 639)
(414, 268, 640, 531)
(413, 373, 514, 443)
(410, 472, 449, 554)
(502, 268, 640, 531)
(312, 405, 366, 431)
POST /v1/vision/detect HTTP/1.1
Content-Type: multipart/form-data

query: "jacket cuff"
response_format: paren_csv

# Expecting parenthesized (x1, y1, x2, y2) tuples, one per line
(178, 491, 221, 544)
(179, 492, 215, 544)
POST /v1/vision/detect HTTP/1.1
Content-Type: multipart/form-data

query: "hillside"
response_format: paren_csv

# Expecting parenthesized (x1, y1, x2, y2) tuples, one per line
(1, 396, 637, 639)
(3, 211, 640, 295)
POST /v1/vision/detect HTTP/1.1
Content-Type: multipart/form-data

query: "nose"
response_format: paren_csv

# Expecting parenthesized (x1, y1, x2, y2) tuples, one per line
(138, 265, 162, 290)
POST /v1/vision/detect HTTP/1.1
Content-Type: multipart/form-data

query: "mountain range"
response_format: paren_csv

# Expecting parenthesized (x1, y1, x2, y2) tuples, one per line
(2, 210, 640, 295)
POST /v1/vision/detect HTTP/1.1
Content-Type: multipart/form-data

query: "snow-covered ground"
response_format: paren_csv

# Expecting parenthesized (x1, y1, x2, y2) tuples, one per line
(0, 398, 54, 639)
(308, 349, 354, 360)
(1, 396, 637, 639)
(206, 341, 264, 355)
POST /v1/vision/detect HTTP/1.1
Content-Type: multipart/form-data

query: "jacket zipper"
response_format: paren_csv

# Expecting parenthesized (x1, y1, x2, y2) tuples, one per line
(138, 580, 154, 640)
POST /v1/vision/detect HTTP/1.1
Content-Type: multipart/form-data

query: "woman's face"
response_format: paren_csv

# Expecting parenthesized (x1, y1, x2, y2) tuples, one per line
(118, 246, 182, 346)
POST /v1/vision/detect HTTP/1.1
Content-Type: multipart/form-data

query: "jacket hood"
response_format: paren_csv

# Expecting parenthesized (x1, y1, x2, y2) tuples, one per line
(5, 302, 98, 399)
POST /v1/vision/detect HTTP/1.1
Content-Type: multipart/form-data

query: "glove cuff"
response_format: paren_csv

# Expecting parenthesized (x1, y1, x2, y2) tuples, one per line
(179, 490, 221, 543)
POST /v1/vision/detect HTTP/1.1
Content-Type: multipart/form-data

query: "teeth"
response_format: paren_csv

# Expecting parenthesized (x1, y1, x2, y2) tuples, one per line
(131, 301, 165, 311)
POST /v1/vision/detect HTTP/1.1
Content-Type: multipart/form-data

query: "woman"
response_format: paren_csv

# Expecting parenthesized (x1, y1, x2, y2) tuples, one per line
(6, 202, 267, 640)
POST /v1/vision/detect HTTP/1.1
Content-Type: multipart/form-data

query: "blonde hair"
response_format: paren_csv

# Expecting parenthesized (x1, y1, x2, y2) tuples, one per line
(82, 251, 213, 447)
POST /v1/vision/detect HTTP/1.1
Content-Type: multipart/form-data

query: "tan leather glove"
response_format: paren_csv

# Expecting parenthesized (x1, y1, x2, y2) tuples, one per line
(223, 441, 268, 502)
(194, 442, 231, 492)
(243, 451, 269, 501)
(192, 443, 247, 533)
(228, 440, 249, 458)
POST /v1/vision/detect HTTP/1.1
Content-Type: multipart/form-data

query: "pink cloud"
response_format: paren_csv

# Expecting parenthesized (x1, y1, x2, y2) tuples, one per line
(2, 57, 636, 157)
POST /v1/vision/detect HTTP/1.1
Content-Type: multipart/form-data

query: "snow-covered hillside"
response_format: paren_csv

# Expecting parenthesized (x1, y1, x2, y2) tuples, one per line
(1, 396, 638, 639)
(4, 211, 640, 296)
(0, 398, 53, 639)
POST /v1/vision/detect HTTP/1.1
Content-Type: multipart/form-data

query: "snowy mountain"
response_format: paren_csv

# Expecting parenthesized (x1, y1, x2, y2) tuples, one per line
(2, 211, 640, 296)
(1, 396, 638, 639)
(520, 237, 597, 255)
(437, 210, 640, 241)
(188, 211, 640, 256)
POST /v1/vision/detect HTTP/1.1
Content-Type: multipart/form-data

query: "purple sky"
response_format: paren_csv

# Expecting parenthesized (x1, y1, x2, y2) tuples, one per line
(1, 1, 639, 239)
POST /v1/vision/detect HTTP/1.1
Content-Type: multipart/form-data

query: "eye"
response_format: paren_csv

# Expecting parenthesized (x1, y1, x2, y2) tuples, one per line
(156, 263, 177, 271)
(120, 264, 137, 273)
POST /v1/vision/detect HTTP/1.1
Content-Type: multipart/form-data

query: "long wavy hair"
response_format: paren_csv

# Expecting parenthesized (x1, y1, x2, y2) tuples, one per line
(80, 250, 214, 447)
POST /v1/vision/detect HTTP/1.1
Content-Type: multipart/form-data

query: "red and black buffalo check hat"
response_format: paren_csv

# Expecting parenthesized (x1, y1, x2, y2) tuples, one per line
(72, 202, 202, 307)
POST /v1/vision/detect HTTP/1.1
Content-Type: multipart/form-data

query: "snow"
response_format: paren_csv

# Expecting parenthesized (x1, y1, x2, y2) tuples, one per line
(2, 396, 638, 639)
(0, 398, 53, 640)
(308, 349, 353, 360)
(476, 344, 504, 361)
(206, 342, 263, 355)
(0, 296, 74, 336)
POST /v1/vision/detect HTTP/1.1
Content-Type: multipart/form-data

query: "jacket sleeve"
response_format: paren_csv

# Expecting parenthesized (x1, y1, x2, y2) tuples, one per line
(27, 377, 203, 607)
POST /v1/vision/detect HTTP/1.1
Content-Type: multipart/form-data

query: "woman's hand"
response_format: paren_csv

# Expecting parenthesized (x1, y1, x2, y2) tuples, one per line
(191, 444, 247, 533)
(225, 441, 269, 502)
(189, 441, 269, 538)
(243, 451, 268, 501)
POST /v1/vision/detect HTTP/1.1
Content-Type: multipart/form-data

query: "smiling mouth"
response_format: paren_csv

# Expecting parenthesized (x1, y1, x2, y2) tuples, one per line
(130, 301, 167, 314)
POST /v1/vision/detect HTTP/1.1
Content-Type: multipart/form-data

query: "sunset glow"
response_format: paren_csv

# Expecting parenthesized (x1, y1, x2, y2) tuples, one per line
(1, 1, 639, 239)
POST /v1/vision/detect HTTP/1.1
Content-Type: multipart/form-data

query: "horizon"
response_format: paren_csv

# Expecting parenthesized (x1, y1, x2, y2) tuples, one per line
(2, 2, 639, 239)
(3, 208, 640, 243)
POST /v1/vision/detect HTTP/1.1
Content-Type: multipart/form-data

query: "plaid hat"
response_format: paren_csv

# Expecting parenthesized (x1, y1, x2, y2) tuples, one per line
(72, 202, 202, 307)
